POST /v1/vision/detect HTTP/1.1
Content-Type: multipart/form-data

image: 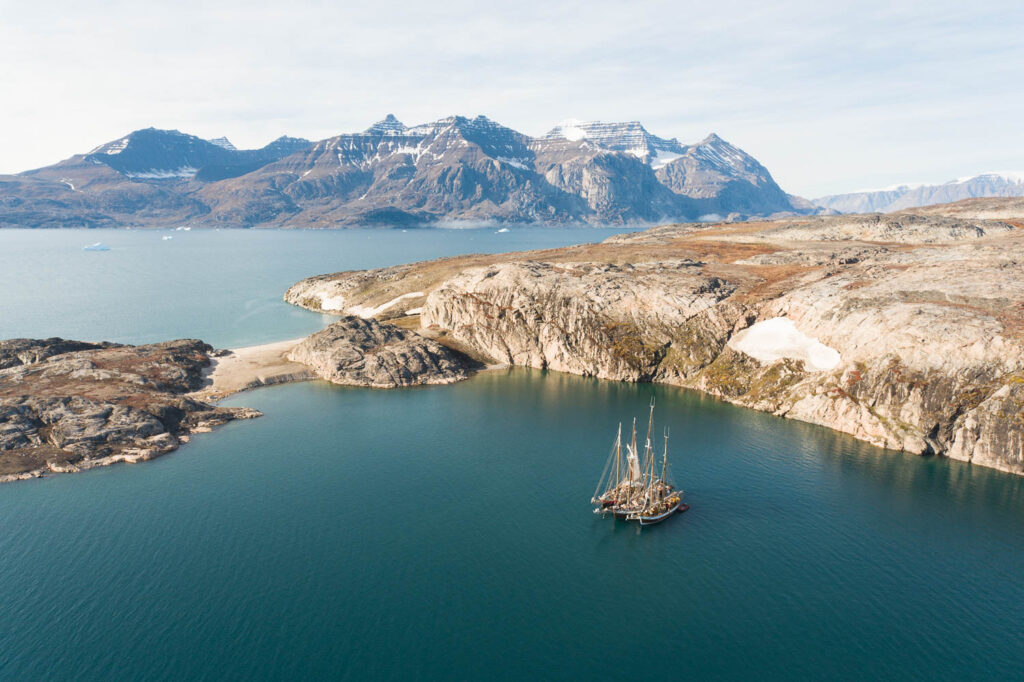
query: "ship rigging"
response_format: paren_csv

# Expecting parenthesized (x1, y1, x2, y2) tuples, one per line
(591, 401, 689, 525)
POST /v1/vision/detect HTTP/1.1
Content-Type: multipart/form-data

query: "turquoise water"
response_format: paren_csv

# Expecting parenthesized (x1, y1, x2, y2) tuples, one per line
(1, 230, 1023, 680)
(0, 227, 631, 348)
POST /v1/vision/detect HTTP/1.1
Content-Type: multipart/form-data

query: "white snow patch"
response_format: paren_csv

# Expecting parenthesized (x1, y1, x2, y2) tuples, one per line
(126, 167, 198, 179)
(208, 136, 236, 150)
(347, 292, 425, 318)
(318, 295, 347, 311)
(649, 149, 683, 169)
(94, 138, 130, 155)
(59, 177, 76, 191)
(404, 307, 423, 315)
(728, 317, 841, 372)
(554, 119, 588, 142)
(495, 157, 530, 170)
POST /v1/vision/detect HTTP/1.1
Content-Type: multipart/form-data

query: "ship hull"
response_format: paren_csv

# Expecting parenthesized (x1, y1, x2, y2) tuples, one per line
(635, 499, 684, 526)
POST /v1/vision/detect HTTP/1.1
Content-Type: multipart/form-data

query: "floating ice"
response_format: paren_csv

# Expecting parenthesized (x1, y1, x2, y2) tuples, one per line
(82, 242, 110, 251)
(496, 227, 510, 233)
(162, 235, 173, 241)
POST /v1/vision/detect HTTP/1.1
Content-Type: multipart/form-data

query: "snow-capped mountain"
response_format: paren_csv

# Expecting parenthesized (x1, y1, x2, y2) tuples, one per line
(2, 116, 810, 228)
(208, 136, 237, 151)
(542, 120, 687, 168)
(27, 128, 313, 183)
(814, 172, 1024, 213)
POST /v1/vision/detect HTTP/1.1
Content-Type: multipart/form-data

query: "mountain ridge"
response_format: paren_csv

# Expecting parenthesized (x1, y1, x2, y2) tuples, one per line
(0, 116, 812, 228)
(814, 172, 1024, 213)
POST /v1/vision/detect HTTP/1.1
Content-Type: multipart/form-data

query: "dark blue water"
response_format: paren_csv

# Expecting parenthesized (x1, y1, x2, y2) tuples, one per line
(1, 229, 1023, 680)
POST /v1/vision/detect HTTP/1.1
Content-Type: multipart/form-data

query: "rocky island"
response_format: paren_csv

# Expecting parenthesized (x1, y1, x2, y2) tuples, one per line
(286, 199, 1024, 475)
(0, 338, 261, 481)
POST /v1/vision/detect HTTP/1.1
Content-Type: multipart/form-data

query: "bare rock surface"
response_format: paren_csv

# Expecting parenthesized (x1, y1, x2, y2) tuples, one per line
(287, 209, 1024, 475)
(718, 214, 1015, 244)
(0, 338, 260, 482)
(287, 317, 477, 388)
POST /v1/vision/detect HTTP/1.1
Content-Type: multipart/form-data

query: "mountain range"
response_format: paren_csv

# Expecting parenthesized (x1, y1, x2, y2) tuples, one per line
(0, 116, 812, 228)
(813, 172, 1024, 214)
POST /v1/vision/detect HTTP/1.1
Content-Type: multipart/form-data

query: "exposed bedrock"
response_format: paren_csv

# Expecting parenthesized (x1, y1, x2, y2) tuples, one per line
(287, 213, 1024, 475)
(0, 338, 260, 481)
(287, 316, 478, 388)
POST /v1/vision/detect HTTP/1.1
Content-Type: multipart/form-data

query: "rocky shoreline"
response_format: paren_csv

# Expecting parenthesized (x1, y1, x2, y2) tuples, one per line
(0, 338, 261, 482)
(6, 201, 1023, 482)
(286, 208, 1024, 476)
(0, 320, 482, 482)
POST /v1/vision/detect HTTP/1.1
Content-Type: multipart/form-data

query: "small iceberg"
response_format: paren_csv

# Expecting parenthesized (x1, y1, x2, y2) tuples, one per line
(162, 235, 173, 241)
(175, 226, 191, 231)
(496, 227, 511, 233)
(82, 242, 110, 251)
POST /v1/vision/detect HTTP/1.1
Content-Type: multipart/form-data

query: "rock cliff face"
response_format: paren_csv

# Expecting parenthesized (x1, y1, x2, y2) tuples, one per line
(286, 211, 1024, 475)
(0, 338, 260, 481)
(287, 317, 477, 388)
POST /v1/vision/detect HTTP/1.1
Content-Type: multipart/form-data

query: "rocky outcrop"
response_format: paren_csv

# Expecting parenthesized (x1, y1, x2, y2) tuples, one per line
(287, 317, 477, 388)
(0, 338, 260, 482)
(286, 211, 1024, 475)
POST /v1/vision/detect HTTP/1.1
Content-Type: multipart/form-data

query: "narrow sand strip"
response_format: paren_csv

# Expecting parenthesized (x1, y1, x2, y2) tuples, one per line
(190, 338, 315, 402)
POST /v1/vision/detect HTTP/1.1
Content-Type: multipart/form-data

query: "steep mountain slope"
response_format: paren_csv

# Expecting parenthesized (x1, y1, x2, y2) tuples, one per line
(541, 120, 688, 167)
(655, 134, 798, 217)
(199, 115, 588, 226)
(814, 173, 1024, 214)
(2, 116, 810, 228)
(0, 130, 312, 228)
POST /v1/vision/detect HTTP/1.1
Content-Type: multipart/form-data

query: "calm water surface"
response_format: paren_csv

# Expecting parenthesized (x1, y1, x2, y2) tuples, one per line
(0, 227, 631, 347)
(0, 229, 1022, 680)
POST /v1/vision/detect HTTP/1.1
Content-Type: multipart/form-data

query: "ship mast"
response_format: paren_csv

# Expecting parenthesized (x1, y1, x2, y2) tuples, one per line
(642, 400, 656, 506)
(626, 418, 641, 505)
(592, 423, 623, 504)
(660, 428, 669, 505)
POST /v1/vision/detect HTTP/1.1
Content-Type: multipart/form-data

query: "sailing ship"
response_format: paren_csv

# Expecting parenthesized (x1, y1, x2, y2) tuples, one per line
(591, 401, 689, 525)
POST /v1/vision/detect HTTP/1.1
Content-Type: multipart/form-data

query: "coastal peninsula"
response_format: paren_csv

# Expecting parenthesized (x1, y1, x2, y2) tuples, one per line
(286, 199, 1024, 476)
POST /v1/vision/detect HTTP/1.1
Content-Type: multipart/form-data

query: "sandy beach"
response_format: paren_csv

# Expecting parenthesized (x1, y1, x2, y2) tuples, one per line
(190, 337, 315, 402)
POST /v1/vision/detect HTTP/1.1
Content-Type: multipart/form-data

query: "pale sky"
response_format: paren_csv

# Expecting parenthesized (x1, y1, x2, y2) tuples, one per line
(1, 0, 1022, 197)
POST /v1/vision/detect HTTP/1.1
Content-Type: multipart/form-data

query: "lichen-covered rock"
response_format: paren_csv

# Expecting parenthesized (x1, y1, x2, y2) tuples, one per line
(0, 338, 261, 482)
(0, 338, 119, 369)
(287, 316, 476, 388)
